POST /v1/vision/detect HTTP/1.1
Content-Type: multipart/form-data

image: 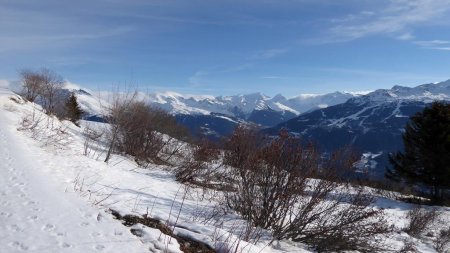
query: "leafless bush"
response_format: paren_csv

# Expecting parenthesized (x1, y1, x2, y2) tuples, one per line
(175, 138, 220, 183)
(223, 126, 391, 252)
(404, 206, 440, 237)
(103, 92, 138, 162)
(148, 107, 190, 163)
(398, 241, 418, 253)
(103, 92, 190, 165)
(18, 105, 71, 149)
(82, 123, 104, 159)
(435, 228, 450, 253)
(114, 101, 164, 165)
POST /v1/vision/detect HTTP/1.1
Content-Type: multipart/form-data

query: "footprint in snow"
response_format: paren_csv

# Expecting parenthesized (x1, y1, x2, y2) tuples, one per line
(91, 232, 101, 237)
(59, 242, 72, 248)
(10, 241, 29, 251)
(54, 231, 66, 237)
(42, 223, 56, 232)
(23, 200, 37, 206)
(27, 215, 38, 221)
(7, 224, 22, 232)
(80, 221, 90, 227)
(1, 211, 12, 217)
(95, 245, 105, 251)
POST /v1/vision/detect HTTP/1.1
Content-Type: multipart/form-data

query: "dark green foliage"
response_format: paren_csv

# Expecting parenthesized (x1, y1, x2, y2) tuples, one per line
(387, 102, 450, 204)
(65, 93, 83, 125)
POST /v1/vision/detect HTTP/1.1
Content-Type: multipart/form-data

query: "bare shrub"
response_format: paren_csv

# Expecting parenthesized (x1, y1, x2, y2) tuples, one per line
(223, 126, 391, 252)
(103, 92, 188, 165)
(114, 100, 164, 165)
(435, 228, 450, 253)
(103, 92, 138, 162)
(145, 107, 189, 163)
(82, 123, 104, 159)
(398, 241, 418, 253)
(404, 206, 439, 237)
(18, 106, 71, 149)
(175, 138, 220, 183)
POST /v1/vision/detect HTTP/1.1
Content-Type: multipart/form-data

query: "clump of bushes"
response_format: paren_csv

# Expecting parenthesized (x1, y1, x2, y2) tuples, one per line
(222, 126, 392, 252)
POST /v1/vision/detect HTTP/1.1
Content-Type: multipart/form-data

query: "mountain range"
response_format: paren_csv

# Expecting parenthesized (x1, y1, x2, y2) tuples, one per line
(266, 80, 450, 178)
(70, 79, 450, 177)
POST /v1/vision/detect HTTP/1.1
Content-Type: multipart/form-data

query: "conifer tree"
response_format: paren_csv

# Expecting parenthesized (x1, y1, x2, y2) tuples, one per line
(387, 101, 450, 204)
(65, 92, 83, 126)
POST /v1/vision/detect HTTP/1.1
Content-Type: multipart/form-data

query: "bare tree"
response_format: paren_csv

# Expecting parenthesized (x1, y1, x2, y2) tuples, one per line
(19, 68, 64, 115)
(19, 69, 45, 102)
(38, 68, 64, 115)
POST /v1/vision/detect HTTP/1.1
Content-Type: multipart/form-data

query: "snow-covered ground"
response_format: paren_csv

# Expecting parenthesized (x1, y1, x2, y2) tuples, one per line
(1, 87, 449, 253)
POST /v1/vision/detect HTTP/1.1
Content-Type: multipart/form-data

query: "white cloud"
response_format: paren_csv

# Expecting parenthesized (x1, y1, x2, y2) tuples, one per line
(327, 0, 450, 42)
(414, 40, 450, 46)
(427, 47, 450, 51)
(248, 48, 288, 60)
(188, 71, 208, 87)
(260, 76, 287, 80)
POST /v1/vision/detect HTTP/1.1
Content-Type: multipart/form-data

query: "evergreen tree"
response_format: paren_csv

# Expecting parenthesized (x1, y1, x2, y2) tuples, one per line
(387, 102, 450, 204)
(65, 93, 83, 126)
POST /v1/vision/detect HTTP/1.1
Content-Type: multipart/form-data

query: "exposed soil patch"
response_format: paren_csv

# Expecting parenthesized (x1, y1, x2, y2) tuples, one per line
(110, 209, 215, 253)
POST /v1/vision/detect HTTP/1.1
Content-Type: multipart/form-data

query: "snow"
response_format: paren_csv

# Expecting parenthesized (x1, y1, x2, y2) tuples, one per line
(1, 87, 450, 253)
(0, 89, 149, 253)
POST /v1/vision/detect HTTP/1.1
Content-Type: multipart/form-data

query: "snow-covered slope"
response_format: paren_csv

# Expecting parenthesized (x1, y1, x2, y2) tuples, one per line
(1, 87, 450, 253)
(0, 89, 149, 253)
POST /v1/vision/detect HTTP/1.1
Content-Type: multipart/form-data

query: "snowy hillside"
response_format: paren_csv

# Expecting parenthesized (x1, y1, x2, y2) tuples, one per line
(1, 87, 450, 253)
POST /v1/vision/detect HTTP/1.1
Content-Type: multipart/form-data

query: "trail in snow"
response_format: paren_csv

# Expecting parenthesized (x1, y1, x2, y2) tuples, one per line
(0, 92, 147, 253)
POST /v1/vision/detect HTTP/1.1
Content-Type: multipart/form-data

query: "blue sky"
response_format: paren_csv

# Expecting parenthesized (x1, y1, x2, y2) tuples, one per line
(2, 0, 450, 96)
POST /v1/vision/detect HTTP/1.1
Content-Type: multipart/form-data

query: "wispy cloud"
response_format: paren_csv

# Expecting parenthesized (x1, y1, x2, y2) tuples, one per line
(248, 48, 288, 60)
(317, 67, 448, 83)
(0, 26, 134, 53)
(188, 71, 208, 87)
(260, 76, 288, 80)
(413, 40, 450, 51)
(326, 0, 450, 42)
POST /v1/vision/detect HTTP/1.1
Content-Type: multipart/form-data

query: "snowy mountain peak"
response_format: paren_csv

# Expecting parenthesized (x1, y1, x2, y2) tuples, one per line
(352, 80, 450, 105)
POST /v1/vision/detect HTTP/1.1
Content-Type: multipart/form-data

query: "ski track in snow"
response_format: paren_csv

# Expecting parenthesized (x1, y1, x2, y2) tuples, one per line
(0, 100, 147, 252)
